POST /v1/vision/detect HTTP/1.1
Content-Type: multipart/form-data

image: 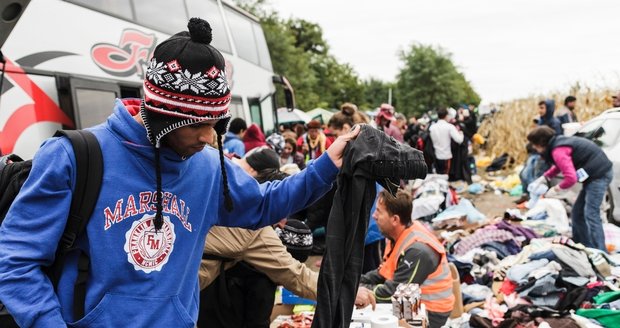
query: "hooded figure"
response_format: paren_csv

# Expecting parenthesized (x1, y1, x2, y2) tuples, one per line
(243, 123, 267, 153)
(537, 99, 563, 135)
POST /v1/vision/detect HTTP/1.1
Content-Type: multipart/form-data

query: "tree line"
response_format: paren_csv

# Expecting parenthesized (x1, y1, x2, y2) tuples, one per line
(239, 1, 481, 117)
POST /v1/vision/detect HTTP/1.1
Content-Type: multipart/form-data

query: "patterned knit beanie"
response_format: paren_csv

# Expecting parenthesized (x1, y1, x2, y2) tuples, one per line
(276, 219, 313, 262)
(266, 133, 285, 155)
(141, 18, 233, 230)
(142, 18, 231, 145)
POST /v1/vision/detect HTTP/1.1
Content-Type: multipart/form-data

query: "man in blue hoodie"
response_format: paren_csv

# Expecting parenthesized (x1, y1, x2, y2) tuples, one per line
(223, 117, 247, 156)
(0, 18, 359, 328)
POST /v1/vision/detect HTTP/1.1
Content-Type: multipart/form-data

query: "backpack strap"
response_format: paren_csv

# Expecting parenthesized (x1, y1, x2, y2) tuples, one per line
(50, 130, 103, 320)
(54, 130, 103, 250)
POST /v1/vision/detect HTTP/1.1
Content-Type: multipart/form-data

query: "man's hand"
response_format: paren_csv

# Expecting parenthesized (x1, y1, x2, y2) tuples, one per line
(355, 286, 376, 310)
(326, 124, 363, 168)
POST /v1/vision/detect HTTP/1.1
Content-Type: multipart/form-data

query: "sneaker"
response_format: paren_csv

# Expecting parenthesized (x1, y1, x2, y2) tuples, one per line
(513, 194, 529, 204)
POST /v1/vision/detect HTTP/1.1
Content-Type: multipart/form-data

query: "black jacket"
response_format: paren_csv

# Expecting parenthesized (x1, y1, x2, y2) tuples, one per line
(543, 135, 612, 181)
(312, 125, 427, 328)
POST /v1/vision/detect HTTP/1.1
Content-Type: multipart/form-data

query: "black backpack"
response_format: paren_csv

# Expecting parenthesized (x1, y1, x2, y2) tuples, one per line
(0, 130, 103, 327)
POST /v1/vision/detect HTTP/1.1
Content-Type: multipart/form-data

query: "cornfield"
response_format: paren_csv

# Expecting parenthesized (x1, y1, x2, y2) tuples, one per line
(477, 85, 617, 168)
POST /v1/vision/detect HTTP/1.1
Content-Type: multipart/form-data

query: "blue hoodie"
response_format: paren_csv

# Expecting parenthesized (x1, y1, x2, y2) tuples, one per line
(538, 99, 563, 135)
(223, 131, 245, 156)
(0, 99, 337, 327)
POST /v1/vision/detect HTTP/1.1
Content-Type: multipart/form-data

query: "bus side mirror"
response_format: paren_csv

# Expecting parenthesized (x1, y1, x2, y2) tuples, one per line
(272, 75, 295, 111)
(0, 0, 30, 48)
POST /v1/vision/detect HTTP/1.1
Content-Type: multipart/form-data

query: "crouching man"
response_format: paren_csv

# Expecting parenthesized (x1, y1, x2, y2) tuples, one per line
(355, 190, 454, 328)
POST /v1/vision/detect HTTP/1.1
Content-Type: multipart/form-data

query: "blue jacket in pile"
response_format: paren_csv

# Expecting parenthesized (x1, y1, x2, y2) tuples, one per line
(0, 99, 337, 327)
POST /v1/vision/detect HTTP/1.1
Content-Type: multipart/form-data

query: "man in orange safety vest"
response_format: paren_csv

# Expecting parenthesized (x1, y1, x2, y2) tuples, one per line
(355, 190, 454, 328)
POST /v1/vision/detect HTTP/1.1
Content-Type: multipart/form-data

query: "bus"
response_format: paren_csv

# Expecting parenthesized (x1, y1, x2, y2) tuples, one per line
(0, 0, 294, 159)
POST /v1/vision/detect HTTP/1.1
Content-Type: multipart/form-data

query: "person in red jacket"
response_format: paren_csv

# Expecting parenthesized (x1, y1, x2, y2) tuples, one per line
(242, 123, 267, 153)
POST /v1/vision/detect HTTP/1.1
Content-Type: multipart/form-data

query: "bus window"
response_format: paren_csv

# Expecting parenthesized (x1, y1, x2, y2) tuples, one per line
(224, 7, 259, 65)
(185, 0, 231, 54)
(74, 89, 117, 128)
(229, 96, 244, 120)
(252, 22, 273, 71)
(133, 0, 188, 35)
(69, 78, 120, 129)
(65, 0, 133, 21)
(248, 97, 263, 127)
(120, 86, 142, 99)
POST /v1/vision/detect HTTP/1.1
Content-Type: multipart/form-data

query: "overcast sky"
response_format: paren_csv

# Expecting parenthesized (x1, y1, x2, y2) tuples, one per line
(269, 0, 620, 104)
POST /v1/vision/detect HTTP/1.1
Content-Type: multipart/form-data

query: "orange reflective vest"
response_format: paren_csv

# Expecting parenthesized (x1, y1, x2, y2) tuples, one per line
(378, 221, 454, 313)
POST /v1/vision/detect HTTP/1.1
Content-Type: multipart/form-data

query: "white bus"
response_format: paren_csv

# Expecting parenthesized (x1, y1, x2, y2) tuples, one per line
(0, 0, 294, 159)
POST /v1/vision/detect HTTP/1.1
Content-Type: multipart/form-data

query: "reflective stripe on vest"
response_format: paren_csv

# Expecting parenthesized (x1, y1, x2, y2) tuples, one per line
(420, 285, 454, 301)
(378, 222, 454, 313)
(423, 263, 450, 285)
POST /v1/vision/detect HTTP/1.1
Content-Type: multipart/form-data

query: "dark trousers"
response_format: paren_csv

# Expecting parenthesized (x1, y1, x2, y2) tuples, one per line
(428, 311, 450, 328)
(198, 262, 276, 328)
(435, 159, 451, 175)
(362, 240, 384, 274)
(313, 125, 427, 328)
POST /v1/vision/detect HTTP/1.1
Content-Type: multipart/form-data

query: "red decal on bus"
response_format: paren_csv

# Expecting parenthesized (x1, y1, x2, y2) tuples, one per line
(91, 29, 157, 77)
(0, 59, 74, 154)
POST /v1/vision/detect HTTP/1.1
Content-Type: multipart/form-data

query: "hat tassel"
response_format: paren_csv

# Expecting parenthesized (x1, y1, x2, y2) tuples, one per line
(154, 147, 164, 231)
(217, 134, 233, 212)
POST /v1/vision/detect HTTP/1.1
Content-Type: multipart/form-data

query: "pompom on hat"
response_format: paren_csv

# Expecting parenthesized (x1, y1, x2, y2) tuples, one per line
(141, 17, 232, 147)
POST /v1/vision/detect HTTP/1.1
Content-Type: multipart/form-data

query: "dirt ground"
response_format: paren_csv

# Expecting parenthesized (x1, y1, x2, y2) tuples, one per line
(461, 190, 518, 219)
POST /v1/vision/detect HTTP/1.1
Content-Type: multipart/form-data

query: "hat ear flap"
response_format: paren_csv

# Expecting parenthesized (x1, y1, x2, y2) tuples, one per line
(215, 116, 231, 135)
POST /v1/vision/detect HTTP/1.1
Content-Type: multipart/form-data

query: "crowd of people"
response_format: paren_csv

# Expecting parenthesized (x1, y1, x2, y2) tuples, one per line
(211, 88, 616, 328)
(0, 16, 618, 328)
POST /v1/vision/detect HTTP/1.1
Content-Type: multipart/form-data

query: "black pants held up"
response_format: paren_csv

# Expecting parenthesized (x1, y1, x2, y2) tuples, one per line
(312, 126, 427, 328)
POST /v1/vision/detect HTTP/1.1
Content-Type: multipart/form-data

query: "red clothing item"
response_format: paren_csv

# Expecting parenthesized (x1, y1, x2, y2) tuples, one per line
(296, 133, 332, 160)
(324, 128, 336, 144)
(243, 123, 267, 153)
(124, 98, 142, 115)
(543, 146, 577, 189)
(499, 279, 517, 295)
(383, 123, 404, 143)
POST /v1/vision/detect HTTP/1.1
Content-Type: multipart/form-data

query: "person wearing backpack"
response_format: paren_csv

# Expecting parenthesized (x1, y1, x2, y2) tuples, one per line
(0, 18, 360, 328)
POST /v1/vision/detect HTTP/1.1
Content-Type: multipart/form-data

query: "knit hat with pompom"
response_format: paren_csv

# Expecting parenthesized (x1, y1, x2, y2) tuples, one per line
(141, 18, 233, 230)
